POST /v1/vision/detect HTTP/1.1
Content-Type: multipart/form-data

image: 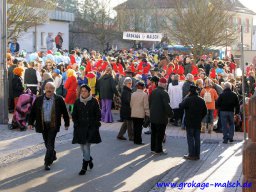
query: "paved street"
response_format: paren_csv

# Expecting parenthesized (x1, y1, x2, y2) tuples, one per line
(0, 111, 245, 192)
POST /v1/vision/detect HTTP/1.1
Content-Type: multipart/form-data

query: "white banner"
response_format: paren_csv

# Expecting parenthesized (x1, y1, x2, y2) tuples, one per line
(123, 32, 163, 42)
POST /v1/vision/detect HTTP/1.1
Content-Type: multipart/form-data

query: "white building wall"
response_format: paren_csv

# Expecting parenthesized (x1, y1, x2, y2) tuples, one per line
(252, 26, 256, 50)
(18, 20, 70, 53)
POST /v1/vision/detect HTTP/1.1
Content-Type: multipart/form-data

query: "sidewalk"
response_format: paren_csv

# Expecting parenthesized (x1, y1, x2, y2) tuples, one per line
(0, 111, 245, 191)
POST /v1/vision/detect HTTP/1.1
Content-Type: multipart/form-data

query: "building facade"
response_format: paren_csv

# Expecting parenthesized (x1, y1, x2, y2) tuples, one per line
(16, 10, 74, 53)
(114, 0, 255, 52)
(253, 26, 256, 50)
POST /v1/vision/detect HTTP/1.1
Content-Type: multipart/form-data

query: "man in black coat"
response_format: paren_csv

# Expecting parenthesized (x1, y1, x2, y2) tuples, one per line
(179, 85, 207, 160)
(149, 77, 173, 154)
(28, 82, 69, 170)
(216, 82, 240, 144)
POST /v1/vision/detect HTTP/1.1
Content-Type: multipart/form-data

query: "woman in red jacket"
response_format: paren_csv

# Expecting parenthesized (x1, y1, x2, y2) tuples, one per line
(64, 69, 78, 115)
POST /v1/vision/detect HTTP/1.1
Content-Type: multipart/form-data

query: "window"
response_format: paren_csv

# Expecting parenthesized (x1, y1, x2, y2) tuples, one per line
(41, 32, 46, 47)
(246, 18, 249, 33)
(237, 17, 241, 32)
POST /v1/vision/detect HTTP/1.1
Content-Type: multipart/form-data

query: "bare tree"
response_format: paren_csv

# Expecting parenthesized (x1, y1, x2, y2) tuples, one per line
(7, 0, 56, 39)
(115, 0, 164, 33)
(164, 0, 237, 56)
(75, 0, 117, 51)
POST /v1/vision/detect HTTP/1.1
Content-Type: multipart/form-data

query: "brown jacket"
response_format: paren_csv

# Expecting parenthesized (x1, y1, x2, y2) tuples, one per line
(130, 89, 150, 118)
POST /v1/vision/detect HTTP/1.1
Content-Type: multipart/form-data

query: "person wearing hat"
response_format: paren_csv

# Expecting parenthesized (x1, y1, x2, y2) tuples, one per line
(130, 81, 150, 145)
(52, 69, 63, 95)
(64, 69, 78, 115)
(149, 77, 172, 154)
(179, 85, 207, 160)
(77, 66, 88, 86)
(24, 61, 42, 95)
(72, 84, 101, 175)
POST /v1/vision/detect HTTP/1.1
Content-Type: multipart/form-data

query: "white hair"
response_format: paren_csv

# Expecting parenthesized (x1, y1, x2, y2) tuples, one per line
(186, 73, 194, 81)
(45, 82, 56, 91)
(224, 82, 231, 90)
(123, 77, 132, 85)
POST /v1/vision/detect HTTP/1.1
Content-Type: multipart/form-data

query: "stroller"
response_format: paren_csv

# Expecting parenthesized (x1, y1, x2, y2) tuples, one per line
(9, 89, 36, 131)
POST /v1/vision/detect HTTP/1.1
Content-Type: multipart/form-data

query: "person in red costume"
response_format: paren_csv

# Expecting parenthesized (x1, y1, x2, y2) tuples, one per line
(210, 67, 217, 79)
(85, 59, 92, 74)
(95, 59, 108, 72)
(110, 58, 118, 73)
(64, 69, 78, 115)
(129, 62, 137, 73)
(70, 50, 76, 65)
(116, 57, 126, 76)
(229, 61, 236, 74)
(137, 58, 151, 85)
(137, 58, 151, 75)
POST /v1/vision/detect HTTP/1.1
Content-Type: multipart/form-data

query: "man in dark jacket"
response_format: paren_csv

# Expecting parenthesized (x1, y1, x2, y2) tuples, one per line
(149, 77, 173, 154)
(117, 77, 133, 140)
(216, 82, 240, 144)
(28, 82, 69, 171)
(179, 85, 207, 160)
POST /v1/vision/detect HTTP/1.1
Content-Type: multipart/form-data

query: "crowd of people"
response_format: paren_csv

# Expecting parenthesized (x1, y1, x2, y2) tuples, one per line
(6, 45, 255, 172)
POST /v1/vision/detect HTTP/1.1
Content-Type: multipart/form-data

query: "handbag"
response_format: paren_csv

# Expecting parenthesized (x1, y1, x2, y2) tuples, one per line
(143, 116, 150, 128)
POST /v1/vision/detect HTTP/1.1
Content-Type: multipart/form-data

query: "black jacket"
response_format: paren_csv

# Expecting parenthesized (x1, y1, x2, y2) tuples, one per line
(216, 88, 240, 114)
(182, 81, 195, 98)
(149, 86, 173, 125)
(179, 93, 207, 129)
(12, 75, 24, 98)
(24, 68, 38, 85)
(28, 94, 70, 133)
(8, 65, 17, 98)
(72, 97, 102, 144)
(120, 86, 132, 120)
(97, 74, 118, 100)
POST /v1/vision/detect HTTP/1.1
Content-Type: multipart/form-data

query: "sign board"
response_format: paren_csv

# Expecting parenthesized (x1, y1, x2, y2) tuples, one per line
(123, 32, 163, 42)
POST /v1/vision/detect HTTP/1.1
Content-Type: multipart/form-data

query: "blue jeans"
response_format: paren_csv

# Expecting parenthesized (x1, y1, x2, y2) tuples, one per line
(186, 128, 200, 157)
(80, 143, 91, 161)
(220, 111, 235, 141)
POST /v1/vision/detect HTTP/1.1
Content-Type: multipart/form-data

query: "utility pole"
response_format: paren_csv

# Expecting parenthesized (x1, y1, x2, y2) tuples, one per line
(241, 25, 246, 140)
(0, 0, 9, 125)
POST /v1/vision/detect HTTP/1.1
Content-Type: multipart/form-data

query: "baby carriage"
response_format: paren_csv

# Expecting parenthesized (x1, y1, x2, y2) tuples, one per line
(9, 89, 36, 131)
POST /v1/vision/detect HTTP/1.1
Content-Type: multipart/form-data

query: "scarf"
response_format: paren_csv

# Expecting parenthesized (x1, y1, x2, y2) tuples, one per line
(80, 95, 92, 106)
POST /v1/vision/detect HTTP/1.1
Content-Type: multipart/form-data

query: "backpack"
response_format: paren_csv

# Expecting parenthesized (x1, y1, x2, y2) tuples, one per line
(204, 90, 212, 103)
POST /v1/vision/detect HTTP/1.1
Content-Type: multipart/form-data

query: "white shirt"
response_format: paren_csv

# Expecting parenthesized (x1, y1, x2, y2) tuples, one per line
(168, 81, 184, 109)
(54, 75, 62, 89)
